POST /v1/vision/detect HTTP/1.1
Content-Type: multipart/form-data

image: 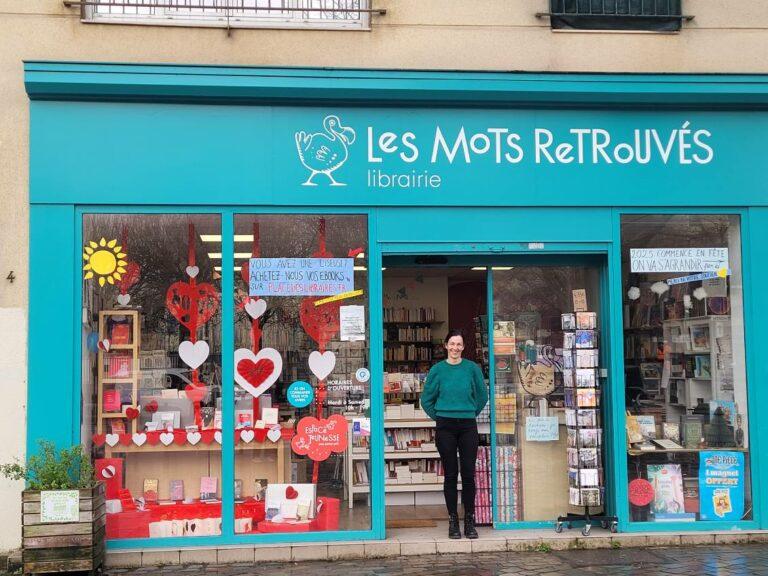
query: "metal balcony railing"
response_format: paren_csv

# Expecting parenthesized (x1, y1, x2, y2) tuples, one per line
(64, 0, 383, 30)
(538, 0, 693, 31)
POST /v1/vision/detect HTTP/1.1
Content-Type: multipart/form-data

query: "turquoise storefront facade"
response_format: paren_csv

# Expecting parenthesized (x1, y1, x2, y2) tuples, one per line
(25, 63, 768, 549)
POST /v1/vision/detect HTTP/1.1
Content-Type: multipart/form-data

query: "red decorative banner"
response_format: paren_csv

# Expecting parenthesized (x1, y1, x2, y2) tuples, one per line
(291, 415, 348, 462)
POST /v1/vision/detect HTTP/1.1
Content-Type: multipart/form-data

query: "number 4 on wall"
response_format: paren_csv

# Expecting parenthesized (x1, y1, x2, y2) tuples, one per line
(6, 271, 15, 283)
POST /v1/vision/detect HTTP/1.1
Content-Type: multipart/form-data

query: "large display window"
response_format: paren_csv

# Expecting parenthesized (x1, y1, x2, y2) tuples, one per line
(621, 214, 751, 523)
(82, 214, 223, 540)
(231, 214, 370, 533)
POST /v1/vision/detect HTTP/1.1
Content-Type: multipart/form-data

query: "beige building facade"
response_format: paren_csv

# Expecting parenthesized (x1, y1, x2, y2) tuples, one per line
(2, 0, 768, 553)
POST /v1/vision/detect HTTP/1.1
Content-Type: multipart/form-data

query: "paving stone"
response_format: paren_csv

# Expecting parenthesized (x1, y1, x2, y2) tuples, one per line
(106, 552, 143, 568)
(611, 535, 648, 548)
(328, 543, 366, 560)
(471, 538, 507, 553)
(400, 540, 436, 556)
(364, 540, 401, 558)
(714, 533, 751, 545)
(506, 538, 542, 552)
(179, 549, 217, 564)
(254, 546, 292, 562)
(291, 544, 328, 561)
(435, 539, 472, 554)
(647, 534, 683, 547)
(216, 547, 255, 564)
(575, 536, 612, 549)
(680, 533, 715, 546)
(141, 550, 181, 566)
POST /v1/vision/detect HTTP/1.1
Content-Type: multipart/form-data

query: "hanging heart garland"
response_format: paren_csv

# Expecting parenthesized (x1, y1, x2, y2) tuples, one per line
(116, 294, 131, 306)
(184, 384, 207, 403)
(244, 298, 267, 320)
(165, 282, 220, 333)
(308, 350, 336, 381)
(234, 347, 283, 399)
(178, 340, 210, 370)
(299, 297, 341, 348)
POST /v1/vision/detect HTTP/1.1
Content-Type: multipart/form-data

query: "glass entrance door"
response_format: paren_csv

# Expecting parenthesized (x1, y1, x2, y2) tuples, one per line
(489, 262, 605, 527)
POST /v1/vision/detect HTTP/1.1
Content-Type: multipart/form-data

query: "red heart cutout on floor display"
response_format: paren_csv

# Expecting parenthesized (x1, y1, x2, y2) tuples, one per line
(200, 430, 216, 444)
(285, 486, 298, 500)
(254, 428, 268, 443)
(92, 434, 106, 447)
(125, 407, 139, 420)
(184, 384, 207, 403)
(299, 297, 341, 348)
(144, 400, 158, 414)
(165, 281, 220, 333)
(119, 434, 132, 447)
(145, 431, 160, 446)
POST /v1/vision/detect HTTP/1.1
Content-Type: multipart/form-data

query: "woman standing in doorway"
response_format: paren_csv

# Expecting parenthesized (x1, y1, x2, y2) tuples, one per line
(421, 329, 488, 539)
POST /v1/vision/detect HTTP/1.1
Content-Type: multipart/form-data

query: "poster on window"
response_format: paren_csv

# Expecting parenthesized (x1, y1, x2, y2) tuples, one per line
(699, 450, 744, 521)
(248, 258, 354, 296)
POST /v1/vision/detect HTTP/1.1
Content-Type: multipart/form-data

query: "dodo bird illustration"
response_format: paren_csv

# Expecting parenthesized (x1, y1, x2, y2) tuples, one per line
(295, 115, 356, 186)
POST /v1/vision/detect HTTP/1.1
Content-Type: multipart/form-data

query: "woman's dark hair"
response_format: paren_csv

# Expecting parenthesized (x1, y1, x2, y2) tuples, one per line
(443, 329, 464, 344)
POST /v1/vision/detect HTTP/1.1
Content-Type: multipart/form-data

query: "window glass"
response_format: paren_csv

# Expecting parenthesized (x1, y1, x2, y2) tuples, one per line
(82, 214, 222, 540)
(492, 265, 602, 522)
(232, 214, 370, 533)
(622, 215, 751, 522)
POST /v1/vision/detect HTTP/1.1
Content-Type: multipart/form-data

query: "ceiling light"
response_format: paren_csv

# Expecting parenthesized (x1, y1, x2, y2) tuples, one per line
(492, 267, 514, 271)
(353, 266, 367, 271)
(201, 235, 254, 242)
(471, 267, 487, 271)
(356, 252, 366, 259)
(214, 266, 242, 271)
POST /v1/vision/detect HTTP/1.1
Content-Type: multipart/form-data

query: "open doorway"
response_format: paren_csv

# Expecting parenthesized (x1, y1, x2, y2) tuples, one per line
(366, 254, 608, 534)
(381, 264, 489, 528)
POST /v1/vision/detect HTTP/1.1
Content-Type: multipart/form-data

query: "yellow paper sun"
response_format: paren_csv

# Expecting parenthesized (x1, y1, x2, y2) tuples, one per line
(83, 238, 127, 287)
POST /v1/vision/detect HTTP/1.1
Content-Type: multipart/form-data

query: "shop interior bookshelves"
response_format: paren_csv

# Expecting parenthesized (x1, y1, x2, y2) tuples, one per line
(555, 311, 618, 536)
(97, 310, 140, 436)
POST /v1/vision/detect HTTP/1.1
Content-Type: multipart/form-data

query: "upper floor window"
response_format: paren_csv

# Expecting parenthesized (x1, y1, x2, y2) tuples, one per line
(76, 0, 375, 30)
(541, 0, 691, 32)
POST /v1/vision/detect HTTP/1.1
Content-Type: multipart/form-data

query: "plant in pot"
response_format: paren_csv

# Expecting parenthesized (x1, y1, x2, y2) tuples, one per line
(0, 440, 104, 575)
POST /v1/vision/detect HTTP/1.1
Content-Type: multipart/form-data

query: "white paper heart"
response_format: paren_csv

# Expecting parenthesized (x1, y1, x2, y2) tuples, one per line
(160, 432, 175, 446)
(651, 281, 670, 295)
(187, 431, 201, 445)
(186, 266, 199, 278)
(105, 433, 119, 447)
(214, 431, 222, 444)
(240, 429, 255, 443)
(309, 350, 336, 380)
(101, 465, 116, 479)
(117, 293, 131, 306)
(234, 347, 283, 399)
(693, 287, 707, 301)
(132, 433, 147, 447)
(244, 298, 267, 320)
(99, 339, 111, 352)
(178, 340, 210, 370)
(267, 427, 282, 443)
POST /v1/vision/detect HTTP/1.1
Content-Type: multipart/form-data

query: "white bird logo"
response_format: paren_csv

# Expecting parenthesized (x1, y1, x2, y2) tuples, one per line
(295, 115, 356, 186)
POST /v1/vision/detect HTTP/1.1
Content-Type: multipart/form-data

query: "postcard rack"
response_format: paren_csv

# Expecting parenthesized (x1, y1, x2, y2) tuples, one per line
(556, 310, 618, 536)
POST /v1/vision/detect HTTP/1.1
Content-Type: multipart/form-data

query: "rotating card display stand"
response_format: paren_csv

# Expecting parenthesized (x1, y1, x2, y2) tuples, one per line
(555, 310, 618, 536)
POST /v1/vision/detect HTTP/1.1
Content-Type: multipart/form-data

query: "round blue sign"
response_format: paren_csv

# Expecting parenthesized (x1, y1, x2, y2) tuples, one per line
(287, 380, 314, 408)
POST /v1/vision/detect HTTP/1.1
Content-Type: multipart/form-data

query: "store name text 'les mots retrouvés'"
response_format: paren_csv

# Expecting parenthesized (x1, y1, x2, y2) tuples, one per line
(366, 122, 713, 166)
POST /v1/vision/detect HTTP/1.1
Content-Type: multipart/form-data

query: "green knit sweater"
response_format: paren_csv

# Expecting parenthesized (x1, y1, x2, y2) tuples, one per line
(420, 359, 488, 420)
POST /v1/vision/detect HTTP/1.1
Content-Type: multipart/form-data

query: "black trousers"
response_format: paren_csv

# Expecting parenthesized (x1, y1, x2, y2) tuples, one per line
(435, 416, 478, 517)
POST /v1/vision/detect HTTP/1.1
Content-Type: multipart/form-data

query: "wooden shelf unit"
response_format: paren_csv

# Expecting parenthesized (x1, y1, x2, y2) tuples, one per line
(97, 310, 140, 435)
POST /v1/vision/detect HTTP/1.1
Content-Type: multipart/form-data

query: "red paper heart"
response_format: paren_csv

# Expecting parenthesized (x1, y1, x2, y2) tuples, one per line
(285, 486, 298, 500)
(299, 297, 341, 348)
(118, 261, 141, 294)
(173, 431, 187, 446)
(281, 428, 295, 440)
(200, 430, 216, 444)
(237, 358, 275, 388)
(254, 428, 268, 443)
(165, 281, 220, 333)
(145, 431, 160, 446)
(125, 407, 139, 420)
(184, 384, 207, 403)
(93, 434, 106, 447)
(144, 400, 158, 413)
(119, 434, 132, 447)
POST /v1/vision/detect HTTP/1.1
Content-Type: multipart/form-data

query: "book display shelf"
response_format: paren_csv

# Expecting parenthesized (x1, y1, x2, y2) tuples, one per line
(556, 310, 618, 536)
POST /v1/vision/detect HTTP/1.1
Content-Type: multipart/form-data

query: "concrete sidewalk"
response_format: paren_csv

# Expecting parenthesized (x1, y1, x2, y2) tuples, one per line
(101, 544, 768, 576)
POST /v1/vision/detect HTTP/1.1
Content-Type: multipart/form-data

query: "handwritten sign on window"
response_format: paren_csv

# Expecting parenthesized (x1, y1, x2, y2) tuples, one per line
(525, 416, 560, 442)
(249, 258, 354, 296)
(630, 248, 728, 273)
